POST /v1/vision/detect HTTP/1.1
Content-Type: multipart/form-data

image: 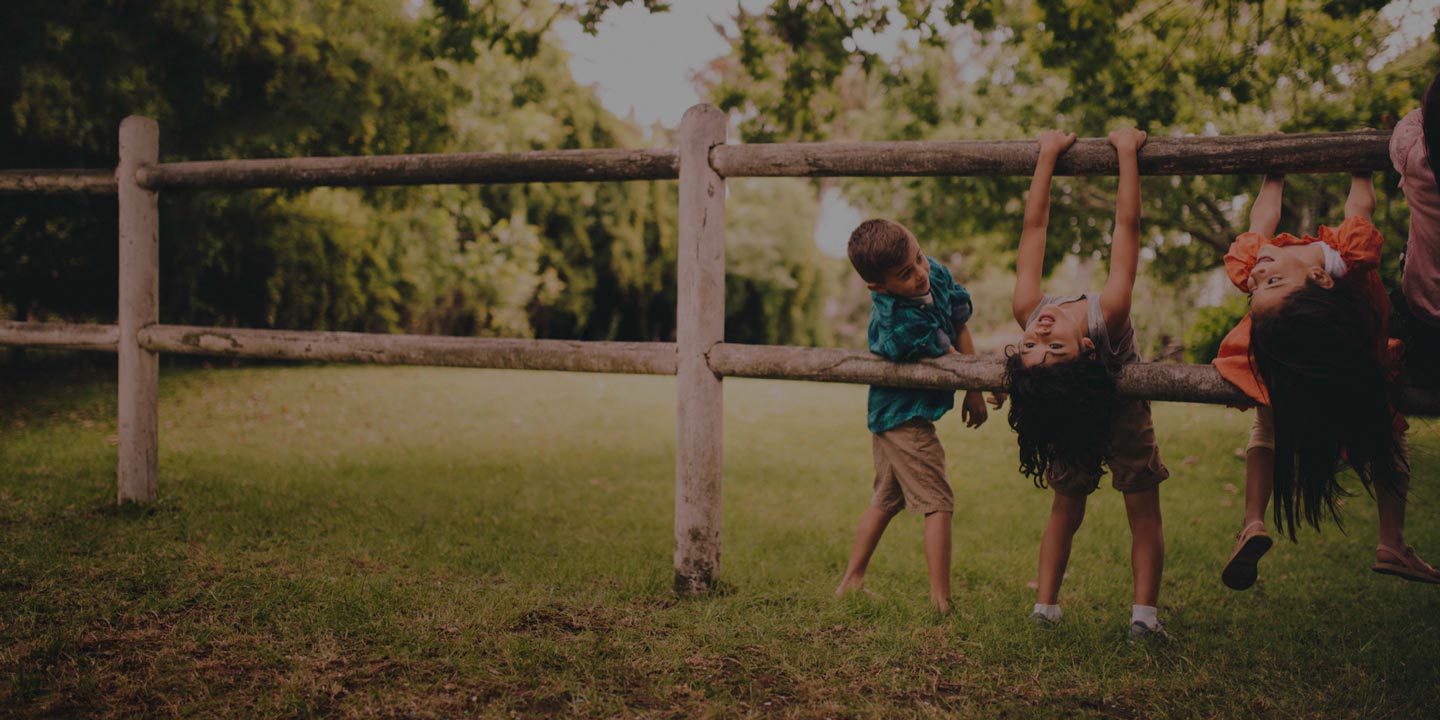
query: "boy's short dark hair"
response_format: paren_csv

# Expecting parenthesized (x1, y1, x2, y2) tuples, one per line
(848, 219, 914, 283)
(1002, 351, 1118, 487)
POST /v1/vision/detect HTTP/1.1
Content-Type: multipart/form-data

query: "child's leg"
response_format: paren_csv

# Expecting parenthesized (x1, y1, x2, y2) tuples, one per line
(923, 511, 953, 613)
(1372, 470, 1440, 583)
(1036, 492, 1087, 605)
(837, 505, 899, 596)
(1123, 488, 1164, 608)
(1222, 411, 1275, 590)
(1243, 446, 1274, 527)
(1241, 406, 1276, 527)
(1377, 473, 1407, 551)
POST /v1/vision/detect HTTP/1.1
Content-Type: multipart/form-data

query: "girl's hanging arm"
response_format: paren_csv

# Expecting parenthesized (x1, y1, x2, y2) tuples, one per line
(1345, 172, 1375, 221)
(1225, 174, 1286, 291)
(1100, 128, 1147, 340)
(1250, 174, 1285, 235)
(1014, 130, 1077, 328)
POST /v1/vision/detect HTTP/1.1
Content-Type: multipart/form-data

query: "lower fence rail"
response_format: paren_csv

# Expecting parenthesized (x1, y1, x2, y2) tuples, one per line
(139, 324, 679, 375)
(5, 321, 1439, 414)
(0, 321, 120, 351)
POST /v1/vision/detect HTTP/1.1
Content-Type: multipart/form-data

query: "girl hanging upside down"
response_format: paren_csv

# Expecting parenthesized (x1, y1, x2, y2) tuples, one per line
(1213, 170, 1440, 590)
(1006, 128, 1171, 639)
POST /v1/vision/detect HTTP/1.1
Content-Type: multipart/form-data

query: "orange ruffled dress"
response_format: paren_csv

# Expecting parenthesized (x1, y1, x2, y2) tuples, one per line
(1211, 216, 1400, 411)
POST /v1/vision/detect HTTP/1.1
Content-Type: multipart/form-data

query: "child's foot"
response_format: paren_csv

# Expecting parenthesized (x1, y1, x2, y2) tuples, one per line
(1128, 620, 1170, 642)
(932, 597, 952, 615)
(1029, 611, 1058, 627)
(835, 576, 865, 598)
(1371, 544, 1440, 584)
(1222, 520, 1273, 591)
(1029, 603, 1061, 626)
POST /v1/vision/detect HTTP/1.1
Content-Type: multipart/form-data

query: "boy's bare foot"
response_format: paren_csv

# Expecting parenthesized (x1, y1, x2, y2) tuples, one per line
(932, 596, 952, 615)
(835, 577, 879, 598)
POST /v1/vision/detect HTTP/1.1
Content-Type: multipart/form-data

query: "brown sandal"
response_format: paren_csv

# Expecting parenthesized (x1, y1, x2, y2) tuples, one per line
(1222, 521, 1273, 591)
(1372, 544, 1440, 584)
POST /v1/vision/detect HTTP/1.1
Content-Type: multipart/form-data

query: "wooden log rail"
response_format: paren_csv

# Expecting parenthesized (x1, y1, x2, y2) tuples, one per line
(0, 321, 119, 351)
(7, 321, 1440, 416)
(707, 343, 1440, 414)
(0, 130, 1390, 194)
(710, 131, 1391, 178)
(0, 169, 117, 194)
(138, 325, 679, 374)
(135, 148, 681, 190)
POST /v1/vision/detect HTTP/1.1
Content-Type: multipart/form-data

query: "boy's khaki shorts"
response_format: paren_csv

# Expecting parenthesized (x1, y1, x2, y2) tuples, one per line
(1047, 398, 1169, 497)
(871, 418, 954, 515)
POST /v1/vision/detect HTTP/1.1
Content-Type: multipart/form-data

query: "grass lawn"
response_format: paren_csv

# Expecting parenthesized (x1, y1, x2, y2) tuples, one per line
(2, 361, 1439, 718)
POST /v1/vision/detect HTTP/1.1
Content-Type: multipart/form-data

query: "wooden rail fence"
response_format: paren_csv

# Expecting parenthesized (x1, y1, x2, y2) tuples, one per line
(3, 105, 1435, 593)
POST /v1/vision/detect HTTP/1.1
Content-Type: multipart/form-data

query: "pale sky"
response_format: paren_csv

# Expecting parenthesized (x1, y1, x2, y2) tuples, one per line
(554, 0, 1440, 257)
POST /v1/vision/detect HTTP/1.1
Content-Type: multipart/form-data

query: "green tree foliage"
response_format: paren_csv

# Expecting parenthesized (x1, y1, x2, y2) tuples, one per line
(2, 0, 452, 327)
(725, 179, 832, 346)
(1, 0, 832, 346)
(1185, 294, 1250, 363)
(703, 0, 1436, 287)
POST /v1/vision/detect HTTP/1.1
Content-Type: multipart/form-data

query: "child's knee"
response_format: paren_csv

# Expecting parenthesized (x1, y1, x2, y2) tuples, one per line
(1051, 492, 1088, 531)
(1122, 488, 1164, 531)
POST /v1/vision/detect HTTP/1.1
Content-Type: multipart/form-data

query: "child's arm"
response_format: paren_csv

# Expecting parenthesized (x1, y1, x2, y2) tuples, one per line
(954, 325, 990, 427)
(1248, 174, 1285, 235)
(1345, 172, 1375, 220)
(1224, 174, 1284, 292)
(1099, 127, 1147, 339)
(1013, 130, 1077, 328)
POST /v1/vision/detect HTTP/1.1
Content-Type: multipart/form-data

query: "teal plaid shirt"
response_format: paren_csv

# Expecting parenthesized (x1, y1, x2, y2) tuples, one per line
(866, 257, 974, 434)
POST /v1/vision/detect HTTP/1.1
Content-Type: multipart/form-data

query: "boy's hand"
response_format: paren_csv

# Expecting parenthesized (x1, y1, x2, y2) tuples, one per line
(1108, 128, 1147, 152)
(986, 391, 1007, 409)
(1037, 130, 1077, 158)
(962, 390, 988, 428)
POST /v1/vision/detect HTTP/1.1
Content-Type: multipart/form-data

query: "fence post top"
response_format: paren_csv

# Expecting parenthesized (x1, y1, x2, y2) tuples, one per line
(120, 115, 158, 134)
(681, 103, 726, 125)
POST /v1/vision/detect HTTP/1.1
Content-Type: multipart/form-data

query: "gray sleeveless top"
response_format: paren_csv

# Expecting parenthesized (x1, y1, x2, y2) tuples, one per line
(1025, 292, 1140, 368)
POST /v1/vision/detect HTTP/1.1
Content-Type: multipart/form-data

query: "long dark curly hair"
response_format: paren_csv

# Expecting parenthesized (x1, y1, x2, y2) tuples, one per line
(1002, 350, 1119, 488)
(1249, 276, 1408, 540)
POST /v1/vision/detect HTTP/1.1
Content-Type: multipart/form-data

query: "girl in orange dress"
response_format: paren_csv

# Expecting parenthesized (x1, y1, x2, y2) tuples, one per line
(1212, 172, 1438, 589)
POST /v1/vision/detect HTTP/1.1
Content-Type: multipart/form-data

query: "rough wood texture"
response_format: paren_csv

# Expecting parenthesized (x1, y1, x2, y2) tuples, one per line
(706, 343, 1440, 415)
(0, 321, 119, 351)
(0, 169, 117, 194)
(138, 325, 678, 374)
(674, 104, 728, 595)
(710, 131, 1390, 178)
(136, 148, 679, 190)
(117, 116, 160, 505)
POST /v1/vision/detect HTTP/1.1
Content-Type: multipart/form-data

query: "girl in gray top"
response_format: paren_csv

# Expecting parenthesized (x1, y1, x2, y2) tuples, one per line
(1005, 128, 1169, 639)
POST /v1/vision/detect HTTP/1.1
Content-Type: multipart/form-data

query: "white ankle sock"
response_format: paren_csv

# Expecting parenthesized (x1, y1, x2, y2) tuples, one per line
(1032, 603, 1061, 621)
(1131, 604, 1159, 629)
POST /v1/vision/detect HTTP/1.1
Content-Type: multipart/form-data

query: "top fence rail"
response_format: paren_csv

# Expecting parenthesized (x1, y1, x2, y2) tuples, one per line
(709, 132, 1392, 178)
(0, 130, 1391, 194)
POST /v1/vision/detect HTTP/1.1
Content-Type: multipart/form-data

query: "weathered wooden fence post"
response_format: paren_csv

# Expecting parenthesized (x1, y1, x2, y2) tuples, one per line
(117, 116, 160, 504)
(674, 104, 727, 594)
